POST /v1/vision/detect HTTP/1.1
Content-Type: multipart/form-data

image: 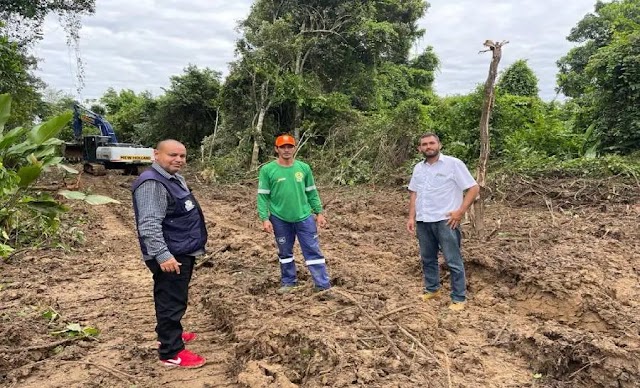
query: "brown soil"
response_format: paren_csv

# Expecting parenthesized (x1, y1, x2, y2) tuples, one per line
(1, 171, 639, 387)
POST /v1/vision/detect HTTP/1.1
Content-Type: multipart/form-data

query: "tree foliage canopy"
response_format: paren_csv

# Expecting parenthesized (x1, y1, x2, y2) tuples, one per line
(497, 59, 539, 97)
(151, 65, 222, 149)
(557, 0, 640, 153)
(219, 0, 436, 172)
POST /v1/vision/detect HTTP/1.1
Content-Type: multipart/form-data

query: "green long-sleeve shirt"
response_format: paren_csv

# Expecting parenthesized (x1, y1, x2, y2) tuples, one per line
(257, 160, 323, 222)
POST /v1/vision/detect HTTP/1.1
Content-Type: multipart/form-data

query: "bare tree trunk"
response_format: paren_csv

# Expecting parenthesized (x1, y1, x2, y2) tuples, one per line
(208, 107, 220, 161)
(471, 40, 508, 237)
(250, 106, 267, 170)
(293, 110, 302, 140)
(292, 47, 311, 141)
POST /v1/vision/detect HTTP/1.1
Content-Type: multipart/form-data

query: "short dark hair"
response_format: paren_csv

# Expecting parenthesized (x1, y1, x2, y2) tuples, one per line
(419, 132, 440, 144)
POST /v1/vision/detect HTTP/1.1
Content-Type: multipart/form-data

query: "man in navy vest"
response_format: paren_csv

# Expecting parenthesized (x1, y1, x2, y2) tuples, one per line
(132, 139, 208, 368)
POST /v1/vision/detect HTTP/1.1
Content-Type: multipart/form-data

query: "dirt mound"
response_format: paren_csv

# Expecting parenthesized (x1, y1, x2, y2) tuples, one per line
(1, 171, 638, 387)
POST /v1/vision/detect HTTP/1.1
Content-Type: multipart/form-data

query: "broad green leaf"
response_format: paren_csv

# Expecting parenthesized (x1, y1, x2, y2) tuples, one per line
(16, 164, 42, 188)
(33, 147, 56, 159)
(0, 126, 27, 150)
(28, 111, 72, 145)
(42, 308, 59, 322)
(42, 138, 65, 146)
(0, 243, 15, 258)
(6, 141, 37, 158)
(0, 94, 10, 133)
(27, 153, 39, 165)
(42, 156, 64, 167)
(58, 164, 79, 174)
(20, 198, 68, 216)
(66, 323, 82, 332)
(82, 327, 100, 336)
(58, 190, 87, 200)
(585, 145, 598, 159)
(84, 194, 120, 205)
(26, 192, 55, 202)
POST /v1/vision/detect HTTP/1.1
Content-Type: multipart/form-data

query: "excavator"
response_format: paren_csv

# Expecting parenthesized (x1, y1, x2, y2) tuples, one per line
(62, 103, 154, 175)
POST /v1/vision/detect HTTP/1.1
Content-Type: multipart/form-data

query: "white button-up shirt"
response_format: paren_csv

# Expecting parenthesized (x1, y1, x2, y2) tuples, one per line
(408, 154, 477, 222)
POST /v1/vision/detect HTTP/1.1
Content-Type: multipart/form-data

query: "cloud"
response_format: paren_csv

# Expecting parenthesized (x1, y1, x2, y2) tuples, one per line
(33, 0, 595, 101)
(35, 0, 253, 100)
(417, 0, 596, 100)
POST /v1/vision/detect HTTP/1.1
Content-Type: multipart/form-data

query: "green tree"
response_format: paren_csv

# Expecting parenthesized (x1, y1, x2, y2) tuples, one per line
(0, 30, 44, 126)
(1, 1, 95, 126)
(152, 65, 222, 149)
(100, 88, 156, 144)
(0, 1, 94, 21)
(497, 59, 539, 97)
(222, 0, 434, 172)
(557, 0, 640, 153)
(0, 0, 95, 44)
(39, 89, 76, 141)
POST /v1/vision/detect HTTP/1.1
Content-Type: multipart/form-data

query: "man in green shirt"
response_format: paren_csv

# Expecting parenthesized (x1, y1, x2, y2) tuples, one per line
(257, 134, 331, 294)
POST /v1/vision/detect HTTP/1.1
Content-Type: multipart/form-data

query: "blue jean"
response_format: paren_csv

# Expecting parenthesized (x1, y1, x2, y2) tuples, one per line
(416, 221, 466, 302)
(270, 215, 331, 290)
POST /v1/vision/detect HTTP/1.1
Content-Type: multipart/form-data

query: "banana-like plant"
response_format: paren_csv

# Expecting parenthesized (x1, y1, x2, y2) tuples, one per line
(0, 94, 117, 258)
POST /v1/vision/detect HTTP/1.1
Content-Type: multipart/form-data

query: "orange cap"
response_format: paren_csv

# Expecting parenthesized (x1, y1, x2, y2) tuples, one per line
(275, 134, 296, 147)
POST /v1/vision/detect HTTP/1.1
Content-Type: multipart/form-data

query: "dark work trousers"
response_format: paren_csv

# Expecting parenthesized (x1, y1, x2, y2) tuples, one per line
(145, 255, 195, 360)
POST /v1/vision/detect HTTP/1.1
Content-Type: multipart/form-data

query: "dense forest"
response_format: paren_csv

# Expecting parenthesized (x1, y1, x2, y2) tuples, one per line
(1, 0, 639, 251)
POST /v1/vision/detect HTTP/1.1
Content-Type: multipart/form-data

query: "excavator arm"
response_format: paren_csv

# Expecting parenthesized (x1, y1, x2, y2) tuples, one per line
(72, 103, 118, 143)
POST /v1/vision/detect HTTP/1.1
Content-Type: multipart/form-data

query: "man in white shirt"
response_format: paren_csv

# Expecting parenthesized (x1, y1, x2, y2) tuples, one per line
(406, 133, 480, 311)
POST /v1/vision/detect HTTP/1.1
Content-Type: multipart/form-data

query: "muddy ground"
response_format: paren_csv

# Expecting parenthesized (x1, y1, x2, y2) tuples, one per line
(1, 171, 639, 387)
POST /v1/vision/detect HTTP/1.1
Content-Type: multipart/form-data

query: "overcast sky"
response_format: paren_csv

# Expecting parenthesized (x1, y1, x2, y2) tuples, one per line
(34, 0, 597, 102)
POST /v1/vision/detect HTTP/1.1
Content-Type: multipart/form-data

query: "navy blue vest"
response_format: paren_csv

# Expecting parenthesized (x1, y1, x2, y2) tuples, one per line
(132, 168, 207, 257)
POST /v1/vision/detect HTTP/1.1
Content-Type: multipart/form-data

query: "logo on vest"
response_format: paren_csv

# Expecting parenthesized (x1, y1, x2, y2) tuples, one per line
(295, 171, 304, 182)
(185, 200, 195, 212)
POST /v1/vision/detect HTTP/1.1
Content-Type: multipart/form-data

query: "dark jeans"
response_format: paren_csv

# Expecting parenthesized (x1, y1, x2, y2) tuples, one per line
(270, 214, 331, 290)
(416, 221, 466, 302)
(145, 255, 195, 360)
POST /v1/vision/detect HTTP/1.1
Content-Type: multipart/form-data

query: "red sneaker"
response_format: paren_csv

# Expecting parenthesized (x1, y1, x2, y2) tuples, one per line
(157, 332, 197, 347)
(160, 349, 206, 368)
(182, 332, 197, 343)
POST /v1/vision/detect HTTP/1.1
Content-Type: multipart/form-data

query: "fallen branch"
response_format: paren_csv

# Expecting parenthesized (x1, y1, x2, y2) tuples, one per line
(14, 358, 136, 385)
(490, 323, 508, 346)
(275, 289, 333, 314)
(60, 361, 136, 383)
(3, 337, 85, 353)
(395, 323, 440, 365)
(545, 197, 557, 226)
(568, 357, 607, 379)
(325, 306, 354, 316)
(195, 244, 230, 270)
(334, 289, 407, 361)
(376, 305, 413, 321)
(444, 351, 453, 388)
